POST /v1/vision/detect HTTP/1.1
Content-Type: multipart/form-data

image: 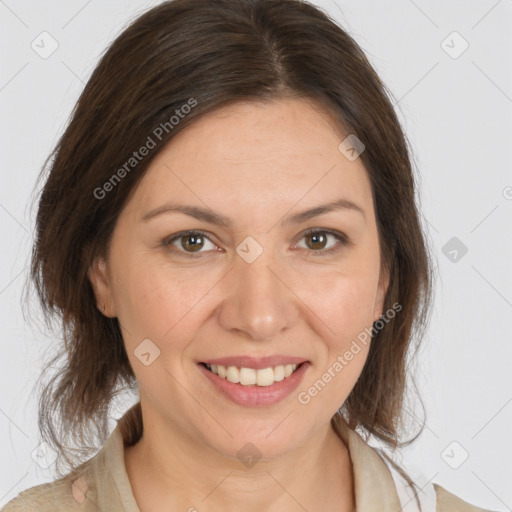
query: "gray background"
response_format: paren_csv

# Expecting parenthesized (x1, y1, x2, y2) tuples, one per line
(1, 0, 511, 510)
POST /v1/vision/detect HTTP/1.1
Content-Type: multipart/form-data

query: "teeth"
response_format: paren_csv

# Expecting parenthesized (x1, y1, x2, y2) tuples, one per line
(205, 363, 300, 386)
(284, 364, 294, 377)
(274, 365, 285, 382)
(240, 367, 257, 385)
(256, 367, 274, 386)
(226, 366, 240, 384)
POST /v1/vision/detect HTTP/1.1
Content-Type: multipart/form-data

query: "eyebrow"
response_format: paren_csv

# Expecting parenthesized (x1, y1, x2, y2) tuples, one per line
(141, 197, 365, 227)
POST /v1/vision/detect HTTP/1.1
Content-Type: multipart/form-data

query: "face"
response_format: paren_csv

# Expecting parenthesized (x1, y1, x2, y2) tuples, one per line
(89, 97, 389, 460)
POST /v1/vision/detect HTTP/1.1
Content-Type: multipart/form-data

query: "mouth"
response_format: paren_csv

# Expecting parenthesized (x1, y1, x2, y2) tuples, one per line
(196, 358, 310, 407)
(200, 361, 305, 387)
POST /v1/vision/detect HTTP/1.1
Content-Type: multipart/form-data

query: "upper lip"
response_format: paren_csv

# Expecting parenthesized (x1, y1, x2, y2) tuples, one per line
(200, 355, 308, 369)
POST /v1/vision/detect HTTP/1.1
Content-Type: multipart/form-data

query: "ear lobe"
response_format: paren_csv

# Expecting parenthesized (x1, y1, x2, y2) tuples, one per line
(87, 257, 115, 317)
(373, 265, 390, 323)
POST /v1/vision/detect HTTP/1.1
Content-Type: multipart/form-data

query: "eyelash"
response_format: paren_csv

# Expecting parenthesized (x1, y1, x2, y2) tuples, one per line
(161, 228, 350, 258)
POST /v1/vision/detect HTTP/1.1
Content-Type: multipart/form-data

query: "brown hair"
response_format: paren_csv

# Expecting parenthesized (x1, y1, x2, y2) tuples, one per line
(28, 0, 433, 496)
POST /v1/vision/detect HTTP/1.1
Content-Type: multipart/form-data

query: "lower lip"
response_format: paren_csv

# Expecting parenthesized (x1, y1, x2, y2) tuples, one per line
(197, 362, 310, 407)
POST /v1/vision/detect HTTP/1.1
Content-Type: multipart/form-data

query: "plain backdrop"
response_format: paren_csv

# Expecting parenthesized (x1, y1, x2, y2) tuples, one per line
(1, 0, 511, 510)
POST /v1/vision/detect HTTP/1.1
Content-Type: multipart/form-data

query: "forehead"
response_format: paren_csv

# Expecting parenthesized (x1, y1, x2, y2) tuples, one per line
(163, 97, 350, 167)
(127, 98, 374, 224)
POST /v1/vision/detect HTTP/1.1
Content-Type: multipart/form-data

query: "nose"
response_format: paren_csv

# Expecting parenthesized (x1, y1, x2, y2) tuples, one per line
(216, 248, 300, 342)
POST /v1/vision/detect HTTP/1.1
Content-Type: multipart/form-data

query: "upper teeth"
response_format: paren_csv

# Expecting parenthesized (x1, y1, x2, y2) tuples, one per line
(206, 363, 299, 386)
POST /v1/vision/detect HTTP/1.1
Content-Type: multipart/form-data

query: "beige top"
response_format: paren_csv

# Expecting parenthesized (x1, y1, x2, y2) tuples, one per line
(2, 403, 493, 512)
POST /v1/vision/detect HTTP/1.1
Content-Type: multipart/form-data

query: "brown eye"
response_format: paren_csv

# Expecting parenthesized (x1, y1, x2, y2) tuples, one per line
(180, 233, 205, 252)
(162, 230, 217, 256)
(296, 229, 349, 256)
(305, 231, 329, 250)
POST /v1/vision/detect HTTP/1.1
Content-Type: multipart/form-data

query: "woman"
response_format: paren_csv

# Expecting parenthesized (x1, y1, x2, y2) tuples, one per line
(2, 0, 495, 510)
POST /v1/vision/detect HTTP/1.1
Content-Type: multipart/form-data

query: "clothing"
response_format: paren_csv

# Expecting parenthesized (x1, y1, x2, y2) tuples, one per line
(1, 402, 494, 511)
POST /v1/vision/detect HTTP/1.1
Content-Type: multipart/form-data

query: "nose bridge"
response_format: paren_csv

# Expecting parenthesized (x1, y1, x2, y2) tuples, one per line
(218, 241, 297, 341)
(240, 251, 281, 304)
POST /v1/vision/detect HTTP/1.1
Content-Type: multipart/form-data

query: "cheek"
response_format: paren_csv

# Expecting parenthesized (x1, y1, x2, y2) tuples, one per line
(110, 264, 203, 392)
(301, 259, 380, 341)
(314, 276, 375, 380)
(108, 255, 201, 344)
(110, 241, 206, 317)
(295, 273, 376, 414)
(298, 260, 378, 390)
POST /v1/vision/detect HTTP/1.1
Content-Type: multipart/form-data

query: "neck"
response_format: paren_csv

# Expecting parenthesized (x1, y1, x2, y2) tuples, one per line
(124, 406, 355, 512)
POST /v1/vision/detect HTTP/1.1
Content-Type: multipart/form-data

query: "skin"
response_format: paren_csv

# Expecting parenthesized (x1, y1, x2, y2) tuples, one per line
(88, 97, 389, 512)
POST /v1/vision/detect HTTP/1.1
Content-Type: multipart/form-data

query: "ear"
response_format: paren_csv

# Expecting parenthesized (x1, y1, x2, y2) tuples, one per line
(373, 264, 390, 323)
(87, 257, 116, 317)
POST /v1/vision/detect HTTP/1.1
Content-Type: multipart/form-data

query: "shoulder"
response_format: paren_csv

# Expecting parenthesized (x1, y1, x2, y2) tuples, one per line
(435, 483, 497, 512)
(2, 481, 66, 512)
(1, 472, 94, 512)
(2, 409, 140, 512)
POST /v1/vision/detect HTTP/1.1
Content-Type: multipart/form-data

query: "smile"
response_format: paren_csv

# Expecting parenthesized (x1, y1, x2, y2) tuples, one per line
(197, 360, 310, 407)
(204, 362, 301, 386)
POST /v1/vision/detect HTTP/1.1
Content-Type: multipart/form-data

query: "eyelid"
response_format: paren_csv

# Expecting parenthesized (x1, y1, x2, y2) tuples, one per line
(297, 227, 350, 246)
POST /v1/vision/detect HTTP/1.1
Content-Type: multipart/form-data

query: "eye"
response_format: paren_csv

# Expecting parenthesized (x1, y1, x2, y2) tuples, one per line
(294, 228, 349, 256)
(162, 230, 218, 257)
